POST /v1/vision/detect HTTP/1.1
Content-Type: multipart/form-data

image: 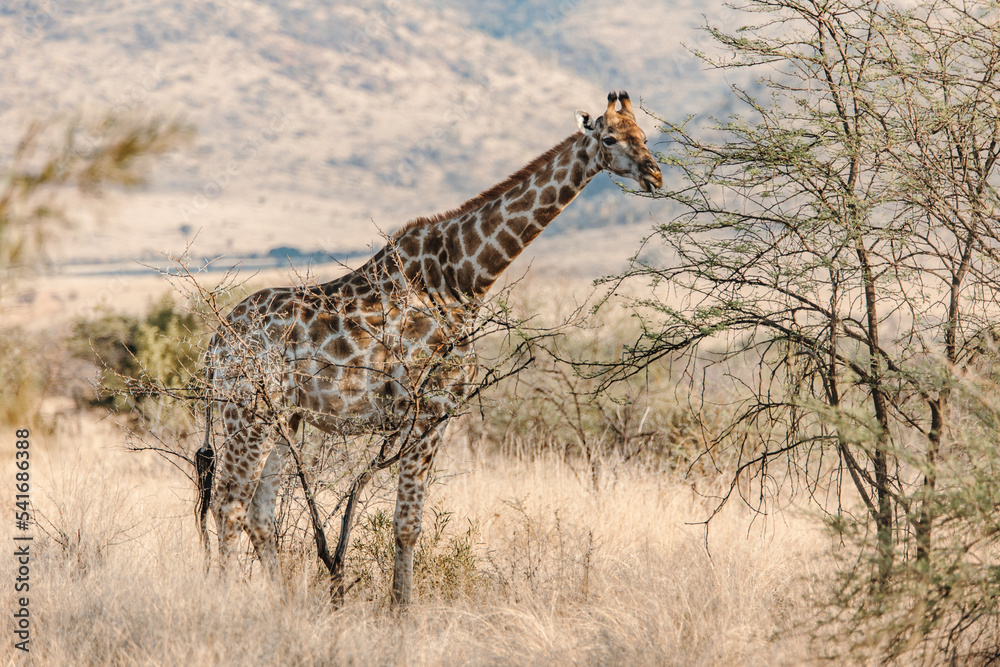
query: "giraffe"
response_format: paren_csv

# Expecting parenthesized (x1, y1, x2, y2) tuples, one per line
(195, 90, 662, 606)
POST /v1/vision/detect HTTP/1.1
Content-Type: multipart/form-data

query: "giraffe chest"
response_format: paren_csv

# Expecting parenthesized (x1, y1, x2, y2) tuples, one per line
(293, 306, 474, 430)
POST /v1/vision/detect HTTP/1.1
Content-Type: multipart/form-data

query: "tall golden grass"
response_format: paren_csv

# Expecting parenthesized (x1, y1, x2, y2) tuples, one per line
(0, 405, 830, 665)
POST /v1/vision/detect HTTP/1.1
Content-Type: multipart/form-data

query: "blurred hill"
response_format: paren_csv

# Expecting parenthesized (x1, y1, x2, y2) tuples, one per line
(0, 0, 737, 270)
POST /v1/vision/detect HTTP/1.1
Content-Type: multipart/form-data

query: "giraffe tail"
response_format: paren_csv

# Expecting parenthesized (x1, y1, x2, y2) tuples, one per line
(195, 368, 216, 559)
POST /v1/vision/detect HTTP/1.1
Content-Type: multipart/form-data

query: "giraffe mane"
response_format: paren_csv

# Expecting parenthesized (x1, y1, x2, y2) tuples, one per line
(393, 131, 583, 237)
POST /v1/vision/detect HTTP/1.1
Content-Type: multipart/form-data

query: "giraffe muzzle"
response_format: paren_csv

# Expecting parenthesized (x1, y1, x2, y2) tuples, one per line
(641, 165, 663, 193)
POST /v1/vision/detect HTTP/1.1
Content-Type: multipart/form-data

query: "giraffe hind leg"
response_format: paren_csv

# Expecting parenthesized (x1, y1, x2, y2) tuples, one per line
(214, 415, 274, 577)
(245, 414, 300, 582)
(213, 474, 249, 574)
(246, 439, 289, 581)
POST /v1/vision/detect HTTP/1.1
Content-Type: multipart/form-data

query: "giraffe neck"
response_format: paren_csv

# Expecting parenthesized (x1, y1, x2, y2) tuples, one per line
(350, 132, 600, 304)
(405, 132, 600, 299)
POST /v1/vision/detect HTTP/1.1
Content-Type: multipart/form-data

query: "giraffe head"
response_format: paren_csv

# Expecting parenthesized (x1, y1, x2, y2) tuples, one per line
(575, 91, 662, 193)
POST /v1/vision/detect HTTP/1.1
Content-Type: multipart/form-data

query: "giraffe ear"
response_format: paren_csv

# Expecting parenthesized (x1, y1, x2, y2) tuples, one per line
(575, 109, 596, 133)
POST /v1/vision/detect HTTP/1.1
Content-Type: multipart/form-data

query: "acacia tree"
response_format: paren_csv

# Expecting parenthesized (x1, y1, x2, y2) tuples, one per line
(0, 112, 192, 280)
(601, 0, 1000, 658)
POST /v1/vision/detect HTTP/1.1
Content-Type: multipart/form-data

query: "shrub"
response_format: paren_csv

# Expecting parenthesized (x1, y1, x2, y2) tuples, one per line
(68, 293, 207, 419)
(0, 327, 60, 432)
(349, 502, 484, 602)
(463, 282, 731, 483)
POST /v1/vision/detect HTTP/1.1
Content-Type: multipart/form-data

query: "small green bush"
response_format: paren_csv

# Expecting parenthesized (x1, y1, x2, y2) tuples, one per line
(68, 294, 207, 417)
(349, 502, 483, 601)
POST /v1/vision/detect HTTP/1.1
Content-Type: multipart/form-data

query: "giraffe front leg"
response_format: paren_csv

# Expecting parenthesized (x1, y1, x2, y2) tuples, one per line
(390, 424, 444, 607)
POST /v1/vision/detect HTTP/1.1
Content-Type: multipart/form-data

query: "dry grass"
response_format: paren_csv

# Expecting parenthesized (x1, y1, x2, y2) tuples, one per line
(0, 273, 832, 664)
(0, 411, 829, 666)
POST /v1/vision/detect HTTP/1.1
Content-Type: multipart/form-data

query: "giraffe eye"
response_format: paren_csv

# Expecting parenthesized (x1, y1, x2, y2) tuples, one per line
(602, 136, 617, 146)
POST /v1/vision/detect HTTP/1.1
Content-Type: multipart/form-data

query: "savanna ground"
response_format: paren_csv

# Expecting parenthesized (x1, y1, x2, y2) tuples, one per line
(0, 414, 825, 665)
(0, 275, 834, 665)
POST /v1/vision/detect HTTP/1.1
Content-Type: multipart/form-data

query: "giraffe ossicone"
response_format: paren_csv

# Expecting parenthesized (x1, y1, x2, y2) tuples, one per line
(195, 90, 662, 606)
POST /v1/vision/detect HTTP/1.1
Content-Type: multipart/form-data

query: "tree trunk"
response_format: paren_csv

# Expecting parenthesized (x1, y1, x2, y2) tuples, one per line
(857, 242, 894, 582)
